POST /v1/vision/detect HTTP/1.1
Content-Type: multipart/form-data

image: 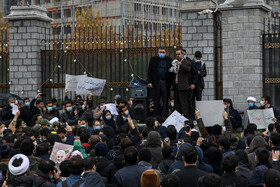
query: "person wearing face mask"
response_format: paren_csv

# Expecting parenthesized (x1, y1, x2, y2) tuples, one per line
(1, 97, 15, 121)
(93, 98, 107, 120)
(192, 51, 206, 102)
(60, 101, 79, 124)
(33, 159, 61, 186)
(102, 110, 116, 129)
(43, 101, 60, 120)
(116, 105, 131, 127)
(242, 97, 258, 130)
(80, 100, 94, 127)
(19, 97, 33, 127)
(259, 96, 278, 122)
(147, 47, 173, 118)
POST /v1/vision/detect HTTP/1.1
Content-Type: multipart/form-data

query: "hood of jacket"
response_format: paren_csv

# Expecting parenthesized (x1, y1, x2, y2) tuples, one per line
(146, 131, 161, 148)
(248, 136, 268, 153)
(83, 172, 105, 187)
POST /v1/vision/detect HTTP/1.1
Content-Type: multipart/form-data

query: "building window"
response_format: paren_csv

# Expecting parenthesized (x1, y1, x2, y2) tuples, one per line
(153, 6, 159, 15)
(169, 9, 173, 17)
(64, 9, 71, 17)
(134, 3, 141, 12)
(162, 7, 167, 16)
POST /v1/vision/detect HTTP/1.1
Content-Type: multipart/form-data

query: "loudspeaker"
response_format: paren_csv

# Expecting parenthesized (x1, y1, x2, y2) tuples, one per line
(131, 87, 148, 99)
(132, 98, 149, 123)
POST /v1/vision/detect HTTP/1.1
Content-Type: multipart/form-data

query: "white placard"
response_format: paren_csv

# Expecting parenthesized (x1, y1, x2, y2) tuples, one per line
(12, 104, 19, 115)
(247, 108, 275, 129)
(196, 100, 224, 127)
(104, 103, 119, 115)
(163, 110, 188, 132)
(76, 77, 106, 96)
(65, 74, 87, 91)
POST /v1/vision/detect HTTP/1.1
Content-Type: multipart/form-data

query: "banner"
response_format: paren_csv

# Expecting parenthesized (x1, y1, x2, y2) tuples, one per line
(247, 108, 275, 129)
(104, 103, 119, 115)
(65, 74, 87, 91)
(196, 100, 224, 127)
(76, 77, 106, 96)
(162, 110, 188, 132)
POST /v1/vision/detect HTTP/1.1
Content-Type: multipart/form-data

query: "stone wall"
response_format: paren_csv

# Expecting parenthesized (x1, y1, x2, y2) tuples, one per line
(221, 4, 270, 111)
(6, 6, 52, 97)
(181, 12, 216, 100)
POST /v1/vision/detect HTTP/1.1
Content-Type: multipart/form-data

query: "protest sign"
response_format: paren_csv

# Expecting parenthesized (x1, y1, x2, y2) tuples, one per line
(162, 110, 188, 132)
(12, 104, 19, 115)
(65, 74, 87, 91)
(76, 77, 106, 96)
(196, 100, 224, 127)
(247, 108, 275, 129)
(50, 142, 73, 168)
(104, 103, 118, 115)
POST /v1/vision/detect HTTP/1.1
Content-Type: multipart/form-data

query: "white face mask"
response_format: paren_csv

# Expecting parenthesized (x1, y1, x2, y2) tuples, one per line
(224, 105, 227, 109)
(10, 103, 14, 108)
(155, 121, 159, 127)
(124, 110, 129, 116)
(195, 59, 201, 63)
(106, 115, 112, 120)
(1, 127, 7, 132)
(222, 126, 226, 132)
(260, 101, 265, 106)
(171, 102, 174, 107)
(62, 137, 67, 143)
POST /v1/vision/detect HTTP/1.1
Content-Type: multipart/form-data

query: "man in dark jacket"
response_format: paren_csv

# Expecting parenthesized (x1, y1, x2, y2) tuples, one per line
(43, 100, 60, 120)
(1, 97, 15, 122)
(221, 154, 247, 187)
(260, 96, 279, 122)
(19, 97, 33, 126)
(147, 47, 173, 117)
(173, 49, 197, 119)
(33, 159, 61, 187)
(30, 93, 45, 116)
(61, 101, 79, 123)
(174, 145, 207, 187)
(192, 51, 206, 102)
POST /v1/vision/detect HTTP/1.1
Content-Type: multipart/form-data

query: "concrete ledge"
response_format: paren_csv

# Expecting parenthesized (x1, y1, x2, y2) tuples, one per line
(219, 1, 271, 12)
(180, 0, 217, 12)
(5, 5, 53, 22)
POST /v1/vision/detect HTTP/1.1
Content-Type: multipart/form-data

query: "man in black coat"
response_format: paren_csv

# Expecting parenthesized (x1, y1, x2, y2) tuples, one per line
(173, 49, 197, 118)
(174, 145, 206, 187)
(19, 97, 33, 126)
(1, 97, 15, 122)
(147, 47, 173, 117)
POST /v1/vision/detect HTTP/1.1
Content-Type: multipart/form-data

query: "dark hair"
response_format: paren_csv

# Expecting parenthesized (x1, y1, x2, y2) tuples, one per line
(246, 123, 257, 135)
(120, 138, 132, 151)
(40, 128, 51, 139)
(57, 127, 66, 134)
(3, 133, 15, 143)
(166, 125, 177, 140)
(161, 174, 179, 187)
(47, 134, 61, 146)
(36, 143, 49, 156)
(146, 117, 155, 128)
(181, 49, 186, 53)
(264, 168, 280, 187)
(139, 148, 152, 162)
(90, 135, 101, 147)
(183, 145, 197, 164)
(84, 156, 97, 171)
(85, 100, 92, 109)
(68, 156, 84, 175)
(65, 101, 72, 105)
(194, 51, 202, 58)
(59, 160, 70, 177)
(142, 127, 152, 139)
(256, 148, 270, 163)
(246, 134, 254, 147)
(20, 139, 34, 156)
(79, 128, 90, 143)
(222, 154, 238, 173)
(159, 47, 166, 51)
(124, 146, 138, 165)
(3, 129, 12, 136)
(16, 119, 23, 129)
(264, 96, 271, 104)
(198, 173, 222, 187)
(274, 122, 280, 133)
(270, 132, 280, 146)
(218, 136, 231, 151)
(162, 145, 172, 159)
(38, 159, 55, 175)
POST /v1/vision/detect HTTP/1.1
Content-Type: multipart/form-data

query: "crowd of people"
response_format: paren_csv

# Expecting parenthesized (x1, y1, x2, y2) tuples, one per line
(0, 48, 280, 187)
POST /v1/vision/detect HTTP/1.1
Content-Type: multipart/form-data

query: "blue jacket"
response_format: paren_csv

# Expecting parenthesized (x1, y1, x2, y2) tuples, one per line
(248, 165, 268, 186)
(33, 170, 61, 187)
(56, 174, 85, 187)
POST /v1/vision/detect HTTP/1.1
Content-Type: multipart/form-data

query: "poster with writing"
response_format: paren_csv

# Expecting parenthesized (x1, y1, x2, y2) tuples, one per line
(196, 100, 224, 127)
(162, 110, 188, 132)
(65, 74, 87, 91)
(104, 103, 119, 115)
(50, 142, 73, 168)
(12, 104, 19, 115)
(76, 77, 106, 96)
(247, 108, 275, 129)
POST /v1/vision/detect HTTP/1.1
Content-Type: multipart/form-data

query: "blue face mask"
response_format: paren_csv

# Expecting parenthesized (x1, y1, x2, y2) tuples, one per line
(82, 105, 86, 110)
(248, 103, 254, 108)
(95, 125, 101, 130)
(184, 55, 187, 59)
(53, 105, 57, 109)
(81, 124, 86, 128)
(100, 105, 103, 110)
(49, 174, 53, 179)
(47, 126, 51, 130)
(47, 107, 53, 112)
(66, 107, 72, 112)
(159, 53, 165, 59)
(25, 102, 30, 107)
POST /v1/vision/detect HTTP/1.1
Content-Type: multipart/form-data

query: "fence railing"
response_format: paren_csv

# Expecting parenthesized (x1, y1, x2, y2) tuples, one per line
(0, 27, 9, 94)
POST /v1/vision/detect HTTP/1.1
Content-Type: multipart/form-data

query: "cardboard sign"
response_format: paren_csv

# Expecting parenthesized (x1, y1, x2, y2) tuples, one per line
(247, 108, 275, 129)
(104, 103, 119, 115)
(12, 104, 19, 115)
(196, 100, 224, 127)
(50, 142, 73, 168)
(76, 77, 106, 96)
(65, 74, 87, 91)
(163, 110, 188, 132)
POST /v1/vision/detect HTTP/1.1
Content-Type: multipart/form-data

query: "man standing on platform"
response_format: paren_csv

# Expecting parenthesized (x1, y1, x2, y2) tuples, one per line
(147, 47, 173, 117)
(173, 49, 197, 119)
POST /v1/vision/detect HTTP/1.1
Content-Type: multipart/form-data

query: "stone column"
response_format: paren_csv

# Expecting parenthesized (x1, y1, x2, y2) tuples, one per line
(5, 6, 52, 97)
(219, 0, 271, 111)
(180, 0, 218, 100)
